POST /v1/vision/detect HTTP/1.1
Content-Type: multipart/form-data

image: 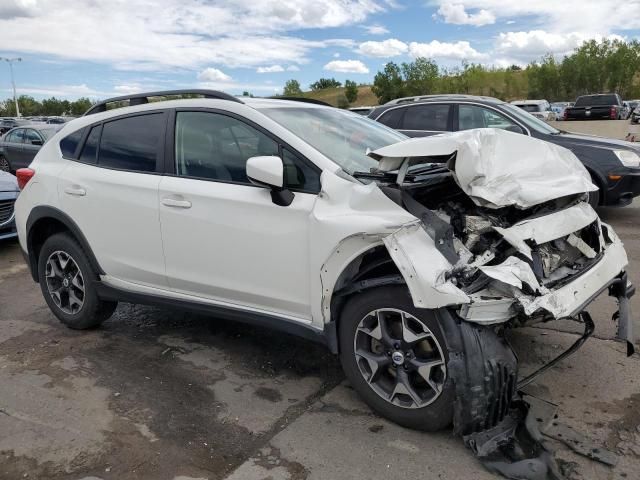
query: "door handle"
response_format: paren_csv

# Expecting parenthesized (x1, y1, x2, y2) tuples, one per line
(64, 186, 86, 196)
(161, 197, 192, 209)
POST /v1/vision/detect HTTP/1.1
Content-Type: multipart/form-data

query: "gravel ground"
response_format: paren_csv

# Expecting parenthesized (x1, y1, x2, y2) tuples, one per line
(0, 200, 639, 480)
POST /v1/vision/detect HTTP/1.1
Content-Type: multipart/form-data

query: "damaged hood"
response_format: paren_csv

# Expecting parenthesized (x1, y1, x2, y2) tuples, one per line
(369, 128, 597, 209)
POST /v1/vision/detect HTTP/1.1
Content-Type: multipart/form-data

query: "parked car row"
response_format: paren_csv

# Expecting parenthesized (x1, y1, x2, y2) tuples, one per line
(367, 94, 640, 207)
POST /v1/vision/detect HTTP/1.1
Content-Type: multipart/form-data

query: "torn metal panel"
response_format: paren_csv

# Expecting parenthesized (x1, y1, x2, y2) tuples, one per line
(369, 129, 597, 209)
(383, 222, 470, 309)
(459, 296, 515, 324)
(494, 203, 599, 259)
(542, 421, 618, 467)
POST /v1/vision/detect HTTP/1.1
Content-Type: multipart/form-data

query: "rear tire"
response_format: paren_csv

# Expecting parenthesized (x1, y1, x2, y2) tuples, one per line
(38, 232, 117, 329)
(338, 286, 455, 431)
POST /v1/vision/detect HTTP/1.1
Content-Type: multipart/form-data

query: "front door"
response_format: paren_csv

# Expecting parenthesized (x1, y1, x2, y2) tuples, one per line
(159, 110, 321, 320)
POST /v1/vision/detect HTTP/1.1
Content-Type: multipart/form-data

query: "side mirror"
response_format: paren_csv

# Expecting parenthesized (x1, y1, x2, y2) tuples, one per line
(246, 156, 294, 206)
(31, 139, 43, 146)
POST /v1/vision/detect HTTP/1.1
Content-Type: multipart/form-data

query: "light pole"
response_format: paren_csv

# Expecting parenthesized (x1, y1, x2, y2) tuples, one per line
(0, 57, 22, 117)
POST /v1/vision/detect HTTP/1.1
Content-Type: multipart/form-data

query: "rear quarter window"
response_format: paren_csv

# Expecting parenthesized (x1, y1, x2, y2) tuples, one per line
(60, 128, 85, 158)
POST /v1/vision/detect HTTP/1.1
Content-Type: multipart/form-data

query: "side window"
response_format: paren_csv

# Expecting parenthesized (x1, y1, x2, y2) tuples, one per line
(79, 125, 101, 164)
(458, 105, 522, 133)
(282, 148, 320, 193)
(60, 128, 86, 158)
(7, 129, 25, 144)
(401, 104, 451, 131)
(377, 108, 405, 129)
(175, 111, 279, 184)
(98, 113, 163, 172)
(24, 129, 43, 145)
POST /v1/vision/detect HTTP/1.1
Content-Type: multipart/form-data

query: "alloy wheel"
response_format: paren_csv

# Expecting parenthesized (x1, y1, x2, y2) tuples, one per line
(353, 308, 446, 409)
(0, 157, 10, 173)
(45, 251, 85, 315)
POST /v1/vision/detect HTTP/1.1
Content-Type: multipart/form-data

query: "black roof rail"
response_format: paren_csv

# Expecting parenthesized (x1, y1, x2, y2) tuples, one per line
(268, 96, 333, 107)
(84, 89, 243, 116)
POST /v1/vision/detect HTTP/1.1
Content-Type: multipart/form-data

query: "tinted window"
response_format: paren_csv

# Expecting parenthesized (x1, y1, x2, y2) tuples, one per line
(377, 108, 405, 129)
(282, 148, 320, 192)
(574, 95, 619, 107)
(458, 105, 522, 132)
(24, 129, 43, 144)
(6, 129, 24, 144)
(60, 128, 85, 158)
(401, 104, 450, 131)
(98, 114, 163, 172)
(79, 125, 101, 164)
(175, 111, 279, 184)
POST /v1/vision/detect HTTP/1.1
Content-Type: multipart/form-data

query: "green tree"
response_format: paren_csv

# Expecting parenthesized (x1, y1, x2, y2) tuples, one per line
(401, 57, 439, 96)
(68, 98, 93, 116)
(344, 80, 358, 103)
(310, 78, 341, 90)
(371, 62, 405, 104)
(282, 79, 302, 96)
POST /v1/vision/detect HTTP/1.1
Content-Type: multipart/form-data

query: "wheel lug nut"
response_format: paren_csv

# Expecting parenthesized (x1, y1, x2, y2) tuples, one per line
(387, 351, 391, 356)
(394, 343, 400, 349)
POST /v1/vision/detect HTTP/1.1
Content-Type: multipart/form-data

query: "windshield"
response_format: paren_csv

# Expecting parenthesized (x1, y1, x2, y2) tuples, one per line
(575, 95, 618, 107)
(258, 107, 406, 175)
(501, 103, 560, 135)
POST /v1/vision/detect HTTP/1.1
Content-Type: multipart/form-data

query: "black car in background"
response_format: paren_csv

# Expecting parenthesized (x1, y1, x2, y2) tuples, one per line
(0, 123, 62, 172)
(368, 94, 640, 207)
(564, 93, 625, 120)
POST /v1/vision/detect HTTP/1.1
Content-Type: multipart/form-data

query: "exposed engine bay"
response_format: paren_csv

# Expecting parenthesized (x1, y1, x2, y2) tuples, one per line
(362, 129, 633, 353)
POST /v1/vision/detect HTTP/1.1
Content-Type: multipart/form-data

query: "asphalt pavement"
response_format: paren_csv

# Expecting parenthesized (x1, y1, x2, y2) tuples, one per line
(0, 200, 639, 480)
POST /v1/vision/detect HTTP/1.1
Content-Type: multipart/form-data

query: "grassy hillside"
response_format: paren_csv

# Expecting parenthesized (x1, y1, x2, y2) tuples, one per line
(303, 86, 378, 107)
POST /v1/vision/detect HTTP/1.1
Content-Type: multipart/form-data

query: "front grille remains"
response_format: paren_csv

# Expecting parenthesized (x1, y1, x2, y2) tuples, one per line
(0, 199, 15, 224)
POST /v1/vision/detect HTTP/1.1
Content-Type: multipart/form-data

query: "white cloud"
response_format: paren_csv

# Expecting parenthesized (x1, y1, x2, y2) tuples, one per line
(408, 40, 487, 61)
(197, 68, 232, 82)
(0, 0, 384, 71)
(114, 84, 143, 94)
(333, 52, 341, 58)
(358, 38, 408, 57)
(495, 30, 625, 59)
(435, 3, 495, 26)
(257, 65, 285, 73)
(432, 1, 640, 34)
(361, 23, 390, 35)
(324, 59, 370, 73)
(286, 65, 300, 71)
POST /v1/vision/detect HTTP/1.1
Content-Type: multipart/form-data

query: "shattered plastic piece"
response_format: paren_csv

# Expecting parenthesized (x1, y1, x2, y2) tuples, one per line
(566, 233, 597, 259)
(479, 256, 546, 293)
(465, 400, 563, 480)
(369, 129, 597, 209)
(542, 421, 618, 467)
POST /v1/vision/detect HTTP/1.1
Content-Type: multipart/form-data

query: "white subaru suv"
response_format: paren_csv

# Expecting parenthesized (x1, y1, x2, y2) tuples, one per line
(14, 90, 634, 436)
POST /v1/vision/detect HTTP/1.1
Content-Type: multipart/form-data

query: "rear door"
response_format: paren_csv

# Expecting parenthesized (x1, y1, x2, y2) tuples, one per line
(58, 112, 168, 288)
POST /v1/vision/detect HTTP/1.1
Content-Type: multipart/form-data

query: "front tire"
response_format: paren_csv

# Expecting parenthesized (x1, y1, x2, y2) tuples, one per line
(38, 233, 117, 329)
(338, 286, 454, 431)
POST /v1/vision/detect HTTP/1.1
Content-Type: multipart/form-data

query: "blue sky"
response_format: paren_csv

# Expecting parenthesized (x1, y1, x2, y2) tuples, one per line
(0, 0, 639, 100)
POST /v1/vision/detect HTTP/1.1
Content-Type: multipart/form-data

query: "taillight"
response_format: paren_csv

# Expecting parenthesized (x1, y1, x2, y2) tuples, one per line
(610, 106, 617, 119)
(16, 168, 35, 190)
